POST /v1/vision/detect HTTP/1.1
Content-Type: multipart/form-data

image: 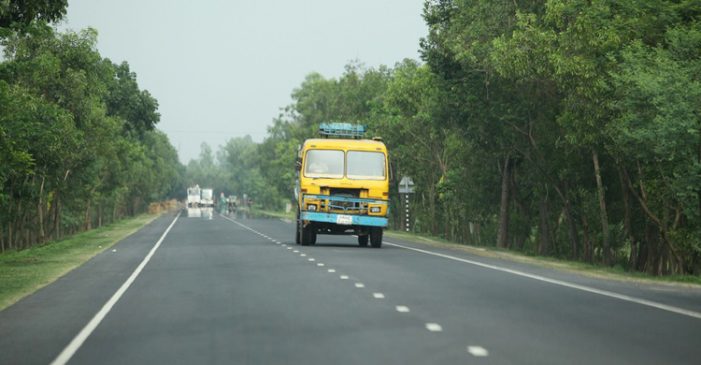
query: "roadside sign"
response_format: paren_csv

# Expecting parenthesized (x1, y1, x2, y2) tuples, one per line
(398, 176, 415, 194)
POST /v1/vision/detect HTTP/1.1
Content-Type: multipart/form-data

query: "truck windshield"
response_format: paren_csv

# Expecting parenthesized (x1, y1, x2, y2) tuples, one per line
(305, 150, 344, 178)
(347, 151, 386, 180)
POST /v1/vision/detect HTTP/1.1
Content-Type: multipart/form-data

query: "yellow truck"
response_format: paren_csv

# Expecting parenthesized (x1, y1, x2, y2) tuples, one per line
(295, 123, 390, 247)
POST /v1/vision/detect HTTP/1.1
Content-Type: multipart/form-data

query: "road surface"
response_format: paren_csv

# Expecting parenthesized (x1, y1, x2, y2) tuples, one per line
(1, 209, 700, 364)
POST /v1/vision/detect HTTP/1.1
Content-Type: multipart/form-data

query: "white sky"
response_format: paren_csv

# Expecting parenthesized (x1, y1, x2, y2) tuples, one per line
(60, 0, 428, 163)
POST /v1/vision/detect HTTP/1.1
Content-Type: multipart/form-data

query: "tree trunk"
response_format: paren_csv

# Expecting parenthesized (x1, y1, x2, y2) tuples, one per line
(564, 199, 579, 259)
(623, 165, 683, 274)
(618, 166, 638, 270)
(84, 199, 92, 231)
(581, 214, 593, 263)
(592, 150, 611, 265)
(54, 196, 61, 240)
(538, 195, 551, 255)
(496, 157, 511, 248)
(37, 176, 46, 244)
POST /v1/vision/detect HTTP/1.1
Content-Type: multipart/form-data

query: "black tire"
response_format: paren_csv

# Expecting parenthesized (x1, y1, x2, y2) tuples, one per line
(295, 209, 301, 245)
(370, 228, 383, 248)
(358, 235, 369, 247)
(301, 224, 314, 246)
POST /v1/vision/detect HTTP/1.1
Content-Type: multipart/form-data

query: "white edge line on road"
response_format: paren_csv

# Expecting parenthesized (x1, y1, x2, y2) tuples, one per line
(384, 241, 701, 320)
(51, 212, 181, 365)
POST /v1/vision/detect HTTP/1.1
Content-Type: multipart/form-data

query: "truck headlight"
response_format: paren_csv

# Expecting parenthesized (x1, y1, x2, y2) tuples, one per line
(370, 206, 381, 213)
(307, 204, 317, 211)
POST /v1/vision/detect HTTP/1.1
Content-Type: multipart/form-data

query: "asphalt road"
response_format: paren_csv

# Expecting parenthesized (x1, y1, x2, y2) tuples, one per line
(1, 209, 700, 364)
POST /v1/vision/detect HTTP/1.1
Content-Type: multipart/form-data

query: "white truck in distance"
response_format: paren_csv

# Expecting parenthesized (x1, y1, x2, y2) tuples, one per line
(201, 188, 214, 207)
(187, 185, 201, 207)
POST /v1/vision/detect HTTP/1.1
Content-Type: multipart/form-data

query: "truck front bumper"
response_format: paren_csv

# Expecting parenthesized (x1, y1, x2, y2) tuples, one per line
(301, 211, 388, 228)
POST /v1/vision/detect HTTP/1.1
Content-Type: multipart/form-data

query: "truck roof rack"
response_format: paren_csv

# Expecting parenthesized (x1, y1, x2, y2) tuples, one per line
(319, 123, 366, 139)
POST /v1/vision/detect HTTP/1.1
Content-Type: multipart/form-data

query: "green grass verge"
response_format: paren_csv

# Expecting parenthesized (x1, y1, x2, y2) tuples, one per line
(0, 214, 159, 311)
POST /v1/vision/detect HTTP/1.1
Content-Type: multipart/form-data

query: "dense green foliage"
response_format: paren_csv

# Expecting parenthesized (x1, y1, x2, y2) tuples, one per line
(192, 1, 700, 276)
(0, 21, 184, 251)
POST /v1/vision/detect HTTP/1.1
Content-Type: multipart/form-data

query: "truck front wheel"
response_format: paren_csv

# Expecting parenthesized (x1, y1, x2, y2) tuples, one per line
(301, 224, 315, 246)
(295, 214, 301, 245)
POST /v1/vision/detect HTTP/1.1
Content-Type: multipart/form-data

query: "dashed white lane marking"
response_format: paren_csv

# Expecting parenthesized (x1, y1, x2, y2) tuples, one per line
(373, 293, 385, 299)
(308, 258, 316, 262)
(396, 306, 410, 313)
(467, 346, 489, 357)
(293, 250, 299, 253)
(355, 283, 365, 288)
(425, 323, 443, 332)
(328, 269, 336, 273)
(51, 212, 181, 365)
(300, 254, 307, 257)
(317, 263, 325, 267)
(340, 275, 349, 280)
(286, 247, 292, 250)
(384, 241, 701, 320)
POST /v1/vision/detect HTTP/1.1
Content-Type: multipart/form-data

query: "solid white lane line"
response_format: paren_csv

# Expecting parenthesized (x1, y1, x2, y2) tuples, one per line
(50, 212, 181, 365)
(373, 293, 385, 299)
(340, 275, 349, 280)
(396, 306, 410, 313)
(384, 241, 701, 320)
(426, 323, 443, 332)
(467, 346, 489, 357)
(355, 283, 365, 288)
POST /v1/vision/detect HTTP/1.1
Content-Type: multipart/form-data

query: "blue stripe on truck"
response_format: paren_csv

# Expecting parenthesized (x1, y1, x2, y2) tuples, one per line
(301, 212, 388, 227)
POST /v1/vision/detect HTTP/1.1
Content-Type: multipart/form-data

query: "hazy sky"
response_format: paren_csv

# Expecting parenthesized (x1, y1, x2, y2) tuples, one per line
(61, 0, 428, 163)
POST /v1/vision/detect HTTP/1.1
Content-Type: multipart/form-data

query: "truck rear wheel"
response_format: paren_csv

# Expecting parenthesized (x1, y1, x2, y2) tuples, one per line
(370, 228, 383, 248)
(301, 224, 315, 246)
(358, 234, 368, 247)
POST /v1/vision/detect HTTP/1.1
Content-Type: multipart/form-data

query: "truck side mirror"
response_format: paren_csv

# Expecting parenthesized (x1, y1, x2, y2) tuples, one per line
(295, 159, 302, 171)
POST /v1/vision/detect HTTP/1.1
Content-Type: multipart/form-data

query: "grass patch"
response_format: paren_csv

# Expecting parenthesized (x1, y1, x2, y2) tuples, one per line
(0, 214, 159, 311)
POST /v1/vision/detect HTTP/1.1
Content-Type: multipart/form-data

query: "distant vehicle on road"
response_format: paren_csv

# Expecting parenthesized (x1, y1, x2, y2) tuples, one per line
(295, 123, 390, 247)
(187, 185, 201, 207)
(201, 188, 214, 207)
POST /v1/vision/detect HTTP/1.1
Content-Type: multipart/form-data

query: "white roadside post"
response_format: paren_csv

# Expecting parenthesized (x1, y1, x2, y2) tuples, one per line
(398, 176, 415, 232)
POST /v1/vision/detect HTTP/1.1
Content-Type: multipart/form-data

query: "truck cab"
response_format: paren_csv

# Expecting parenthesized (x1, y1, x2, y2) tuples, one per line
(295, 123, 389, 247)
(187, 185, 201, 207)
